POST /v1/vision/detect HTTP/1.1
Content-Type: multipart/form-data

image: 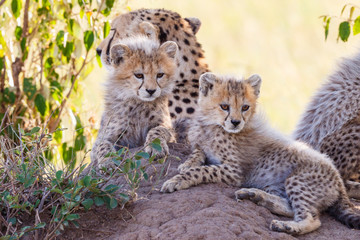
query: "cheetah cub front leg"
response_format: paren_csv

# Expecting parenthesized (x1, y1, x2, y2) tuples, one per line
(144, 126, 175, 158)
(177, 146, 206, 173)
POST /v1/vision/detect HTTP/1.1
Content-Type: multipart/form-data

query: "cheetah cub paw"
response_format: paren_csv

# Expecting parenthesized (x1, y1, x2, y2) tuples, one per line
(144, 139, 169, 159)
(161, 175, 189, 193)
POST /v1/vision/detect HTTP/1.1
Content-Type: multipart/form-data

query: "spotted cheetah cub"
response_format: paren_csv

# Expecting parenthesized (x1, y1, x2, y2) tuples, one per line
(161, 73, 360, 234)
(91, 36, 178, 165)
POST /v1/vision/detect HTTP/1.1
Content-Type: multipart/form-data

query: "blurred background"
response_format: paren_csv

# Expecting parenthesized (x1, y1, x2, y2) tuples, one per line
(84, 0, 359, 136)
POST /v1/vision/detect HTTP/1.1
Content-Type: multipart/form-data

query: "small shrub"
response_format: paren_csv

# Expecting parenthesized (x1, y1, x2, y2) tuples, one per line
(0, 124, 164, 239)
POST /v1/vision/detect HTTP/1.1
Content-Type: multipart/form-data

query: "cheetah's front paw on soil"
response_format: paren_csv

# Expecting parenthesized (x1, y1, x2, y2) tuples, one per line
(144, 140, 169, 159)
(235, 188, 264, 204)
(161, 175, 188, 193)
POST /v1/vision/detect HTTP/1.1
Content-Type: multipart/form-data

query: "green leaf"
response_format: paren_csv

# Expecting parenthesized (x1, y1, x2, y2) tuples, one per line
(23, 78, 36, 99)
(35, 94, 47, 116)
(104, 21, 110, 38)
(80, 8, 84, 19)
(56, 170, 63, 181)
(119, 193, 129, 203)
(109, 198, 118, 209)
(136, 152, 150, 159)
(80, 175, 91, 187)
(62, 41, 75, 62)
(96, 53, 102, 67)
(74, 134, 86, 151)
(339, 21, 351, 42)
(68, 19, 75, 35)
(104, 184, 119, 194)
(50, 188, 63, 194)
(30, 126, 40, 134)
(8, 217, 16, 225)
(150, 138, 162, 152)
(94, 197, 104, 206)
(324, 18, 330, 41)
(65, 214, 80, 221)
(15, 26, 22, 40)
(72, 220, 80, 228)
(83, 31, 94, 51)
(105, 0, 115, 9)
(81, 198, 94, 210)
(56, 31, 65, 49)
(11, 0, 22, 18)
(35, 222, 46, 229)
(353, 16, 360, 35)
(45, 57, 53, 69)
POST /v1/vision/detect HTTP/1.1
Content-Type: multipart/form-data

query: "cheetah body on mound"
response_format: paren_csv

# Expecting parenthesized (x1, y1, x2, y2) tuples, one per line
(91, 36, 178, 164)
(161, 73, 360, 235)
(294, 52, 360, 198)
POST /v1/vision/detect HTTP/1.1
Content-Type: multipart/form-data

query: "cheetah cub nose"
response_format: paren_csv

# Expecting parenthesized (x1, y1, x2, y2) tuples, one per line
(146, 89, 156, 96)
(231, 120, 241, 127)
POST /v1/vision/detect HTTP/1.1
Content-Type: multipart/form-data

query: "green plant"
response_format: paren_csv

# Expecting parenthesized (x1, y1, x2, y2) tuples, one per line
(0, 124, 164, 239)
(322, 3, 360, 42)
(0, 0, 118, 165)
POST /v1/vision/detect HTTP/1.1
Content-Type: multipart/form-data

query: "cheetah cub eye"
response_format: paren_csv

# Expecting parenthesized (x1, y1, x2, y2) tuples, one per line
(134, 73, 144, 79)
(242, 105, 250, 111)
(220, 104, 230, 111)
(157, 73, 164, 78)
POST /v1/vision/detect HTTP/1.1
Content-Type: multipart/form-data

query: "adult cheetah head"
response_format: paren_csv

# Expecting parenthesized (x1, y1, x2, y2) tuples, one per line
(198, 73, 262, 133)
(107, 36, 178, 102)
(96, 9, 201, 65)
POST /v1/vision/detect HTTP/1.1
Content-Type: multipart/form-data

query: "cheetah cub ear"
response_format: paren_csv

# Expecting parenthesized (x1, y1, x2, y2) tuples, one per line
(246, 74, 262, 97)
(159, 41, 178, 59)
(199, 72, 216, 97)
(110, 44, 131, 66)
(139, 21, 159, 40)
(184, 17, 202, 34)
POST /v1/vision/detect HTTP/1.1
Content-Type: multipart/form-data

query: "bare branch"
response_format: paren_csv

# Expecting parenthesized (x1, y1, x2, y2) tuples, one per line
(22, 0, 30, 38)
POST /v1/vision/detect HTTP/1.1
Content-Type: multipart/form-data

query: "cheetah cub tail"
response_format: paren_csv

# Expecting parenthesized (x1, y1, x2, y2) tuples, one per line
(328, 193, 360, 229)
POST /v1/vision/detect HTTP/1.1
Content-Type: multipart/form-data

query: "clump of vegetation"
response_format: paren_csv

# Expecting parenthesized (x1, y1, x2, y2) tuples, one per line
(0, 0, 166, 239)
(0, 123, 164, 239)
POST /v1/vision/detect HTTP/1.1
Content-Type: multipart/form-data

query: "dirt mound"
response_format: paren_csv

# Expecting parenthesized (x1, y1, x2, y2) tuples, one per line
(61, 143, 360, 240)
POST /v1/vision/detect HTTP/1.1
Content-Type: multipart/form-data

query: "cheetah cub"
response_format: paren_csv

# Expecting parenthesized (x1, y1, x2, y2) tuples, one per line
(161, 73, 360, 235)
(91, 36, 178, 165)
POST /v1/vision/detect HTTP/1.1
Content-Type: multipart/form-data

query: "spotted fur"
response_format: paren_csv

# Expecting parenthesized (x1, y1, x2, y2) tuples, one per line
(293, 51, 360, 198)
(91, 36, 177, 164)
(96, 9, 209, 127)
(161, 73, 360, 235)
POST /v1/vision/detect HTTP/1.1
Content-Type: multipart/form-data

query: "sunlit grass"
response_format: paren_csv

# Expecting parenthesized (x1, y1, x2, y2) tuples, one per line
(83, 0, 359, 134)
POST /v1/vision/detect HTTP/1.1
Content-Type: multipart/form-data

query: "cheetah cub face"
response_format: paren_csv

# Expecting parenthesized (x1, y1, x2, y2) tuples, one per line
(108, 36, 178, 102)
(198, 73, 261, 133)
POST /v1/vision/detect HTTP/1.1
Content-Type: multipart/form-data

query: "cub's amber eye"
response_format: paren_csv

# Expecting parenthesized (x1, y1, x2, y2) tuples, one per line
(134, 73, 144, 79)
(220, 104, 230, 111)
(242, 105, 250, 111)
(157, 73, 164, 78)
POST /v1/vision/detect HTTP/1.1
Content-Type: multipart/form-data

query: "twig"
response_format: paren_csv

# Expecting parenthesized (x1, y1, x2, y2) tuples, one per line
(22, 0, 30, 38)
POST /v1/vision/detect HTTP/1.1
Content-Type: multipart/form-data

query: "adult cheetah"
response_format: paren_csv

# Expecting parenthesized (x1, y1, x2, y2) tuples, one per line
(294, 51, 360, 199)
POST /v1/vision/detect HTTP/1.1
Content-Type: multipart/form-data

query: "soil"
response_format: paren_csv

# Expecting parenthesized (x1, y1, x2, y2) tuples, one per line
(60, 143, 360, 240)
